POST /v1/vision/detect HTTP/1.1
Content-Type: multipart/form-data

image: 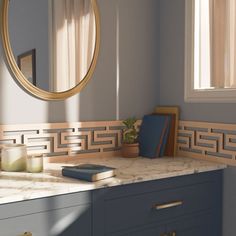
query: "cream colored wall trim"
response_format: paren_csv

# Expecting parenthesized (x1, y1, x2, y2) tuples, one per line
(178, 120, 236, 166)
(0, 121, 140, 162)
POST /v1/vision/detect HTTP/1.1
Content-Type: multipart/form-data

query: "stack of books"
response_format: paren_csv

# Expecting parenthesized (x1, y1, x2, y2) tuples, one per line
(139, 114, 172, 158)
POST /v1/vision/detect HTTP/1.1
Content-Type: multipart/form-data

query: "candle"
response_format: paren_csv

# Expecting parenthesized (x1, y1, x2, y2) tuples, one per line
(1, 144, 27, 172)
(26, 154, 44, 173)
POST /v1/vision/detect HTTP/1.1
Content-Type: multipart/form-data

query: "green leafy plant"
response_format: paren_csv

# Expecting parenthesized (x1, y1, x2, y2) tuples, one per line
(122, 117, 138, 144)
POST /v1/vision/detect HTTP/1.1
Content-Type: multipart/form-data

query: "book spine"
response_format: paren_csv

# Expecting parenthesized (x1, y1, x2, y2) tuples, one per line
(160, 117, 171, 157)
(156, 116, 170, 157)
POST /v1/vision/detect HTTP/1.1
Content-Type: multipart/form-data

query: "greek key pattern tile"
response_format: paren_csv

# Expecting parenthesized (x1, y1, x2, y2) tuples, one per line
(1, 120, 234, 165)
(0, 121, 141, 159)
(177, 120, 236, 164)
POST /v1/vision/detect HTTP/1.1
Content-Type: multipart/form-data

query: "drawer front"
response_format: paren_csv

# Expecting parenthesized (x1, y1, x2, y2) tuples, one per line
(0, 191, 91, 220)
(109, 210, 219, 236)
(105, 181, 218, 233)
(111, 225, 164, 236)
(0, 204, 91, 236)
(108, 222, 165, 236)
(166, 210, 221, 236)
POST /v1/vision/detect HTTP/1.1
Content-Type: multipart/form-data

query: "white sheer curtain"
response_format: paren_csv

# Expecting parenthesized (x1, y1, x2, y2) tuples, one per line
(195, 0, 236, 89)
(226, 0, 236, 88)
(194, 0, 212, 89)
(51, 0, 95, 92)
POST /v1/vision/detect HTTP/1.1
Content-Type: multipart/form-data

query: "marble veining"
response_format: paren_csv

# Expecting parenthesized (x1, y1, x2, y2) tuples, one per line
(0, 156, 226, 205)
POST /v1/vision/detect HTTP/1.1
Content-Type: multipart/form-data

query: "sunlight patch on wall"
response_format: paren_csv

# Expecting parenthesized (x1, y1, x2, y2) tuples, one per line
(65, 95, 80, 122)
(116, 2, 120, 120)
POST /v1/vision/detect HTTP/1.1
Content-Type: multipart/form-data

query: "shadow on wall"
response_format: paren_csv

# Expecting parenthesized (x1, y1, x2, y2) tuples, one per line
(0, 47, 9, 124)
(0, 55, 3, 124)
(47, 101, 66, 123)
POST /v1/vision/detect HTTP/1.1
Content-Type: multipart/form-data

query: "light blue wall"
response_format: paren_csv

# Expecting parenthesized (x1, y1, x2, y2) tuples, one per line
(159, 1, 236, 236)
(0, 0, 160, 124)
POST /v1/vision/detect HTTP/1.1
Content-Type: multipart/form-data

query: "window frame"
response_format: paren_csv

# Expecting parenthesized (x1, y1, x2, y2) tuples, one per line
(185, 0, 236, 103)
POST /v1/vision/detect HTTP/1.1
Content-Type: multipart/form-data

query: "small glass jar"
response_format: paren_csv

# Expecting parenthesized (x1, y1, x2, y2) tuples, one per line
(1, 144, 27, 172)
(26, 154, 44, 173)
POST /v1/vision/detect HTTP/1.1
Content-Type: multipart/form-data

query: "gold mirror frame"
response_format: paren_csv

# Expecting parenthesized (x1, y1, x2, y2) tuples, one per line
(1, 0, 100, 100)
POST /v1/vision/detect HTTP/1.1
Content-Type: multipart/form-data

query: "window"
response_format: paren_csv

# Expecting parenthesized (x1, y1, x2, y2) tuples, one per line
(185, 0, 236, 102)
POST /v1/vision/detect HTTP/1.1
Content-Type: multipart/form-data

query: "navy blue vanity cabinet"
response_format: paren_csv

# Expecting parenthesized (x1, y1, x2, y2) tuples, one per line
(0, 191, 92, 236)
(92, 170, 222, 236)
(0, 170, 222, 236)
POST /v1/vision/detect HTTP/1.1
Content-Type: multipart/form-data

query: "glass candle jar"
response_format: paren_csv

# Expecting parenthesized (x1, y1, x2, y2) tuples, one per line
(26, 154, 44, 173)
(1, 144, 27, 172)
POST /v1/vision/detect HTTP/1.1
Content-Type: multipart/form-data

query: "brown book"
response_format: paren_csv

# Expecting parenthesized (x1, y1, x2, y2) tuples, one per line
(164, 113, 176, 156)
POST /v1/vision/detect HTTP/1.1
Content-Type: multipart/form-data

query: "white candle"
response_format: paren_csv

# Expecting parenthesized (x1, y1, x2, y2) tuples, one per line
(1, 144, 27, 172)
(26, 155, 44, 173)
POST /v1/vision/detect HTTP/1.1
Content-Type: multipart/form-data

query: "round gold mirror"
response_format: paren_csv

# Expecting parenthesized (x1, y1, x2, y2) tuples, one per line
(1, 0, 100, 100)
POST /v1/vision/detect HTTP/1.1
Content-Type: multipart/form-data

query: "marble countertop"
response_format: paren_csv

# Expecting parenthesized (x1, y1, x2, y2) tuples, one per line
(0, 156, 226, 205)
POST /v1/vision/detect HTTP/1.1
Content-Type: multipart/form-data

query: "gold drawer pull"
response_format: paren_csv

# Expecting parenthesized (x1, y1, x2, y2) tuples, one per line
(168, 232, 176, 236)
(154, 200, 183, 210)
(161, 231, 177, 236)
(19, 232, 32, 236)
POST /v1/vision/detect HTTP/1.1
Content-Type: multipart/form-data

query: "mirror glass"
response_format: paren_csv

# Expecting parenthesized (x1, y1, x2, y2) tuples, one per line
(8, 0, 96, 93)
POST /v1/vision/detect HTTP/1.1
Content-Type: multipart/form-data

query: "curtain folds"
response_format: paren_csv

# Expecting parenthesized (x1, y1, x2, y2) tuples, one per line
(51, 0, 95, 92)
(196, 0, 236, 89)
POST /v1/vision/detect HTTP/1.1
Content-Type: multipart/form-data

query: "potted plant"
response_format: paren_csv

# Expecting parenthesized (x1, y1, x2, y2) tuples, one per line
(121, 117, 139, 158)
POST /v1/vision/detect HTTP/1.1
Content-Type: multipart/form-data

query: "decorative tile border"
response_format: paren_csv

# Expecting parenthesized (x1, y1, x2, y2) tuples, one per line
(1, 120, 235, 165)
(0, 121, 140, 162)
(177, 120, 236, 166)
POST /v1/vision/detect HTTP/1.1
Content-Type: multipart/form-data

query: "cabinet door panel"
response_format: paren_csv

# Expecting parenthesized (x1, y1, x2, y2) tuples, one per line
(110, 225, 165, 236)
(172, 227, 210, 236)
(167, 211, 221, 236)
(0, 191, 91, 220)
(0, 204, 91, 236)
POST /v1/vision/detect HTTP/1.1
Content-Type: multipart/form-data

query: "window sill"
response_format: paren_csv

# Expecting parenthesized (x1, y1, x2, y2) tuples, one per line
(185, 89, 236, 103)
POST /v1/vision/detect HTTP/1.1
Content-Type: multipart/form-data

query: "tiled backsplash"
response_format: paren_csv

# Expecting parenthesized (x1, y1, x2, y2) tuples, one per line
(0, 120, 235, 165)
(177, 120, 236, 166)
(0, 121, 138, 162)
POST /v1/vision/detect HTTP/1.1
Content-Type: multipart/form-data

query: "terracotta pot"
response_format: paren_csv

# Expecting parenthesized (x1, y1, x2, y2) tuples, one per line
(121, 143, 139, 158)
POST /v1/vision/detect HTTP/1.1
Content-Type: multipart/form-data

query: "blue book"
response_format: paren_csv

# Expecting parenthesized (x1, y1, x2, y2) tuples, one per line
(160, 116, 171, 156)
(139, 115, 171, 158)
(62, 164, 115, 182)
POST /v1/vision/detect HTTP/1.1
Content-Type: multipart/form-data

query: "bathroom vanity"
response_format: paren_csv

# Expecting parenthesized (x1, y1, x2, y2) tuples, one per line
(0, 157, 225, 236)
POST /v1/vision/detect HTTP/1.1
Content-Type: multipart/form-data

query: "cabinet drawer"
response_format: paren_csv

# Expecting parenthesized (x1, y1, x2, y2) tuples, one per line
(167, 210, 221, 236)
(105, 181, 218, 233)
(109, 210, 219, 236)
(0, 191, 91, 220)
(0, 204, 91, 236)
